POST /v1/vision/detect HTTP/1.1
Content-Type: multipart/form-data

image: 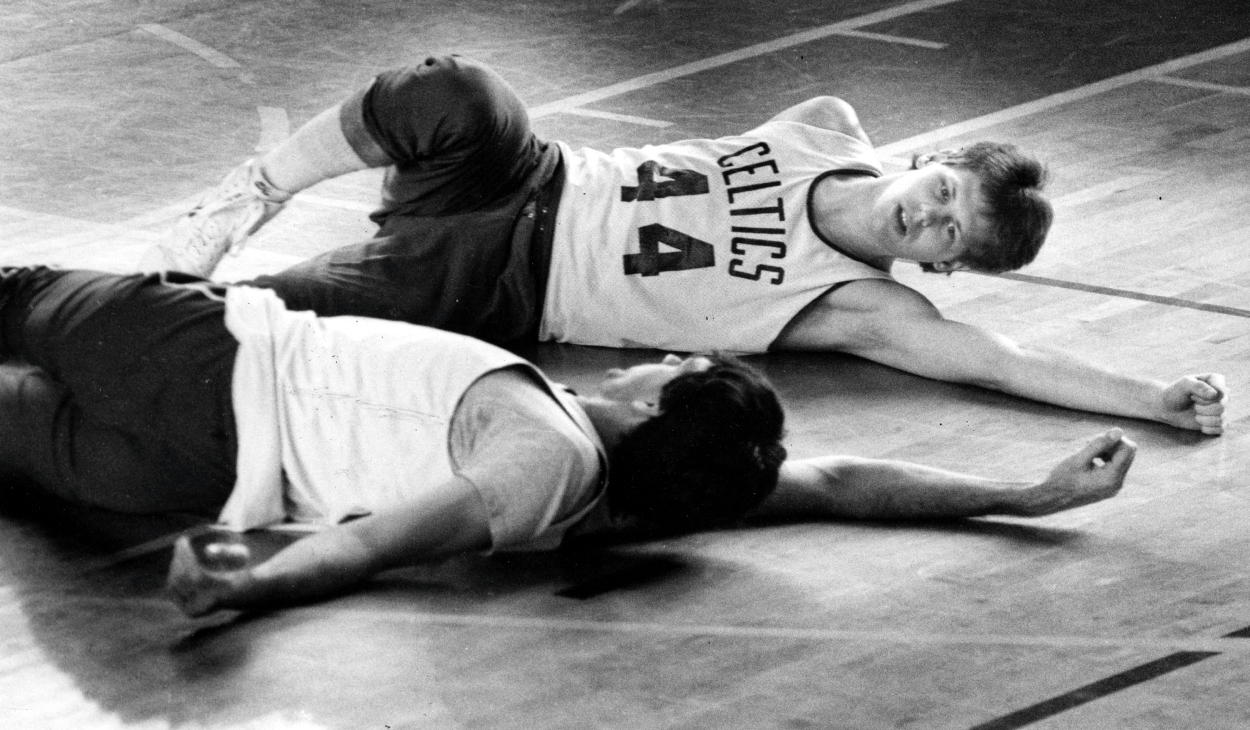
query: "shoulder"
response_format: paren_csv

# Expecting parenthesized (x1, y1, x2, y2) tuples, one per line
(453, 370, 604, 551)
(774, 278, 942, 350)
(456, 367, 598, 465)
(766, 97, 869, 143)
(811, 278, 939, 316)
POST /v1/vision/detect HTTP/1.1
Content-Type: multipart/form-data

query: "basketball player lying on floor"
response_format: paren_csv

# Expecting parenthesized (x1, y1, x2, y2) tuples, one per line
(140, 55, 1227, 435)
(0, 266, 1135, 618)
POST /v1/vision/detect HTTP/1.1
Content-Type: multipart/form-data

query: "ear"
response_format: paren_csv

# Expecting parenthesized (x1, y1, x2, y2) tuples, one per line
(631, 399, 662, 418)
(928, 260, 966, 274)
(913, 148, 958, 168)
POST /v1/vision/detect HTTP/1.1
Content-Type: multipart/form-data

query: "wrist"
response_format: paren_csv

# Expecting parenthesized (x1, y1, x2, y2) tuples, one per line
(1144, 380, 1176, 423)
(1002, 482, 1049, 517)
(212, 568, 264, 611)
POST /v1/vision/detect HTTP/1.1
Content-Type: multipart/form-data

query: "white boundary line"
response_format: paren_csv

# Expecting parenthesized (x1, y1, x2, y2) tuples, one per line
(138, 24, 241, 69)
(562, 107, 674, 128)
(76, 524, 217, 574)
(1153, 75, 1250, 97)
(528, 0, 965, 118)
(828, 28, 947, 50)
(875, 36, 1250, 156)
(305, 607, 1250, 655)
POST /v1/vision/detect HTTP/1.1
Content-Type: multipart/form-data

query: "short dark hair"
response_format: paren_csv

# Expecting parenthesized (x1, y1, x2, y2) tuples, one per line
(915, 142, 1053, 274)
(607, 354, 787, 534)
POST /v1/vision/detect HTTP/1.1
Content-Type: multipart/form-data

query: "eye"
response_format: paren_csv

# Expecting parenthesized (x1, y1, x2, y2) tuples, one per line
(939, 183, 950, 202)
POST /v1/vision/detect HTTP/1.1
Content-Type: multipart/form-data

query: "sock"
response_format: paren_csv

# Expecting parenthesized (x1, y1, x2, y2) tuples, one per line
(257, 103, 370, 194)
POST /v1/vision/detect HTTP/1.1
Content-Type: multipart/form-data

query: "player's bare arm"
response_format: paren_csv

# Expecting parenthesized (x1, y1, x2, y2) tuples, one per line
(767, 96, 872, 145)
(750, 429, 1135, 522)
(774, 278, 1227, 434)
(167, 476, 492, 617)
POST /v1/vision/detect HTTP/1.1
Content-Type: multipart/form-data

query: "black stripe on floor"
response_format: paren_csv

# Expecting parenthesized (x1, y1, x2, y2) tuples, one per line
(968, 651, 1220, 730)
(989, 272, 1250, 319)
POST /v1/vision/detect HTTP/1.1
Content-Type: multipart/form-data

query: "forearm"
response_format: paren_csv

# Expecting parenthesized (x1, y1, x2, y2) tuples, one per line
(976, 342, 1167, 421)
(757, 429, 1133, 523)
(758, 457, 1040, 521)
(214, 529, 380, 612)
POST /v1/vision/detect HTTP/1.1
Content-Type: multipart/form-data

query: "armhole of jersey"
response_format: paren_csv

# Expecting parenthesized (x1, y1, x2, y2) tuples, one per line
(805, 169, 891, 271)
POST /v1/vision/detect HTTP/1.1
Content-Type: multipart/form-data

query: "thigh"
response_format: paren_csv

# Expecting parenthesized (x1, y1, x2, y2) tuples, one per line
(0, 268, 238, 512)
(247, 208, 519, 333)
(345, 55, 547, 218)
(3, 269, 234, 417)
(0, 365, 232, 515)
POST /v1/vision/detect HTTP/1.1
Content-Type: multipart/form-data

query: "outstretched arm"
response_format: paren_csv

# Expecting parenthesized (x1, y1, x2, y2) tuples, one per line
(167, 476, 491, 617)
(775, 279, 1228, 434)
(750, 429, 1136, 522)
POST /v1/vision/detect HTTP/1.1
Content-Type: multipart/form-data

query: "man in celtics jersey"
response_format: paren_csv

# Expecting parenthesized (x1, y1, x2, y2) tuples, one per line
(140, 55, 1227, 436)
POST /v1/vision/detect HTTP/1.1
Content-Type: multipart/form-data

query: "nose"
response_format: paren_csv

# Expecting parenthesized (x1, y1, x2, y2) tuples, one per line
(662, 354, 682, 365)
(606, 367, 625, 378)
(917, 203, 949, 228)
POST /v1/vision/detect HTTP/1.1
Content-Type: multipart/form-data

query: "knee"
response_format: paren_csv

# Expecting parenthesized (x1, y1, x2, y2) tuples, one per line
(372, 55, 527, 142)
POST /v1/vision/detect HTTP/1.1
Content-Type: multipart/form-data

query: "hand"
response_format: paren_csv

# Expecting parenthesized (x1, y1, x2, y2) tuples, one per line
(165, 536, 251, 617)
(1019, 429, 1137, 516)
(1156, 373, 1228, 435)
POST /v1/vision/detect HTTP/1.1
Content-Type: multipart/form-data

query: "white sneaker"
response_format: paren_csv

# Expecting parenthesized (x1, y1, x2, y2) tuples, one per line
(139, 160, 292, 277)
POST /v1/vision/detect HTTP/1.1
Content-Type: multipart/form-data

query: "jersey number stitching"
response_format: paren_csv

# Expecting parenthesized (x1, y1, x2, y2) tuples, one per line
(620, 162, 716, 277)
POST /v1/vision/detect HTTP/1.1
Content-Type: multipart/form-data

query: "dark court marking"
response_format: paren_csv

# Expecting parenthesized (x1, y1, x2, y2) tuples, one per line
(967, 622, 1250, 728)
(977, 271, 1250, 319)
(969, 651, 1220, 730)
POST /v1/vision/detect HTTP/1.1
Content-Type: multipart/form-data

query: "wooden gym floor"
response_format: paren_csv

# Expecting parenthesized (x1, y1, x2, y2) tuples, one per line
(3, 1, 1250, 727)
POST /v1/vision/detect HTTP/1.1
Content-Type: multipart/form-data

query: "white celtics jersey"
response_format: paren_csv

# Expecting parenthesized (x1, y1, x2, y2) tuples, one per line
(539, 120, 893, 352)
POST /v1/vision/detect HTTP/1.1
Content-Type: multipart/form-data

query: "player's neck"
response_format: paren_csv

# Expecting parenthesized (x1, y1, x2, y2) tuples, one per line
(810, 173, 893, 266)
(575, 396, 650, 452)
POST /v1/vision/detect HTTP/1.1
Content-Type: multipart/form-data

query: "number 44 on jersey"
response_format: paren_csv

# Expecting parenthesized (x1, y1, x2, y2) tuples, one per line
(620, 161, 784, 284)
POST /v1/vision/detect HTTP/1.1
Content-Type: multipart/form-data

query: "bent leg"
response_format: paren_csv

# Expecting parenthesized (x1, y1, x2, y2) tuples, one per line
(354, 55, 545, 218)
(241, 203, 528, 340)
(238, 54, 543, 213)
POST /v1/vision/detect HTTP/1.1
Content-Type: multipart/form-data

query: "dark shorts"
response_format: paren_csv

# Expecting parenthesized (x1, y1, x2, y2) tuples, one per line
(245, 55, 563, 344)
(0, 268, 238, 516)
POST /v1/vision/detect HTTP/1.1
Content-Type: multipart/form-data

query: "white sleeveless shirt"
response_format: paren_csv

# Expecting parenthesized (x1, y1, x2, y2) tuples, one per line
(539, 121, 893, 352)
(218, 286, 600, 547)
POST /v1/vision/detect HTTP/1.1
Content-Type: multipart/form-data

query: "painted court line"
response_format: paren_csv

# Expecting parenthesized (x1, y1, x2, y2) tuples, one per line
(968, 651, 1220, 730)
(828, 28, 948, 50)
(986, 272, 1250, 320)
(138, 24, 241, 69)
(78, 525, 216, 575)
(528, 0, 965, 119)
(1152, 75, 1250, 97)
(973, 621, 1250, 729)
(562, 107, 674, 128)
(312, 608, 1250, 655)
(875, 35, 1250, 156)
(1047, 172, 1167, 208)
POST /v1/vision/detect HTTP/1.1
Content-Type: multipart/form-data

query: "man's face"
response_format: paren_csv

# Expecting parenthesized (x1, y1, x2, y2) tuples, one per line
(598, 354, 714, 406)
(871, 163, 994, 269)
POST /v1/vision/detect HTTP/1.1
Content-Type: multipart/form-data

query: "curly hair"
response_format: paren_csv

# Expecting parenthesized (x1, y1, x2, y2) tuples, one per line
(607, 354, 787, 534)
(915, 142, 1053, 275)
